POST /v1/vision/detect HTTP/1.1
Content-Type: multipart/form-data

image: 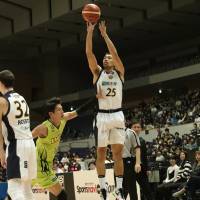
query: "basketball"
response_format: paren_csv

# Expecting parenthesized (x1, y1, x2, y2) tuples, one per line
(82, 4, 101, 23)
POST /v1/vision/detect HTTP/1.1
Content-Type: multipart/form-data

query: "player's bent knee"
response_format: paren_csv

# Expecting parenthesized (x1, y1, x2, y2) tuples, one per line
(57, 189, 68, 200)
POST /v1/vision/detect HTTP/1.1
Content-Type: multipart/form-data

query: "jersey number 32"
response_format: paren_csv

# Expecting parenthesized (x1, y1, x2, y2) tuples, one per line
(14, 100, 29, 118)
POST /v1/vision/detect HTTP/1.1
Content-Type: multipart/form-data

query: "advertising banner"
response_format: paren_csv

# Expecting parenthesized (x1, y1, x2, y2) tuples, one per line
(73, 169, 116, 200)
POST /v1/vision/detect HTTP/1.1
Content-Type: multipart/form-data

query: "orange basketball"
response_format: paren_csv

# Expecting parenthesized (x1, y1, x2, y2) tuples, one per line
(82, 4, 101, 23)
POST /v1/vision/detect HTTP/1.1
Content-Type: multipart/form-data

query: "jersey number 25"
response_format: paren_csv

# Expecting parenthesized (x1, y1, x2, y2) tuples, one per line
(106, 88, 116, 97)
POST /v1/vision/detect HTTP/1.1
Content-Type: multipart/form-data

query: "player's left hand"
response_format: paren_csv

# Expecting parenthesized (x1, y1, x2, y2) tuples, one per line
(135, 163, 141, 173)
(99, 21, 107, 37)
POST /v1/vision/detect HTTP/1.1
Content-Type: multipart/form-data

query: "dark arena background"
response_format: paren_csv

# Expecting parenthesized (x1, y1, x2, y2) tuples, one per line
(0, 0, 200, 200)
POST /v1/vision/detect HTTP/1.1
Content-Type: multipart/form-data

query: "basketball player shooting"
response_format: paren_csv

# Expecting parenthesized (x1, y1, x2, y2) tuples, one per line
(86, 21, 125, 200)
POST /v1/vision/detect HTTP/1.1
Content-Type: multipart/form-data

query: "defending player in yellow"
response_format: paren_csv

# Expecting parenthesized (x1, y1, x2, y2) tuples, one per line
(32, 97, 94, 200)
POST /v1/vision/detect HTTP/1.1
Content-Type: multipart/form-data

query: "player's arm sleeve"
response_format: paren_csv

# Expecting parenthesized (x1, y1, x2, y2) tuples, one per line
(130, 132, 141, 149)
(131, 132, 141, 164)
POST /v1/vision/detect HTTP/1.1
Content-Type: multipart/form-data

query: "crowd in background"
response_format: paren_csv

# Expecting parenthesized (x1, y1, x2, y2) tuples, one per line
(148, 125, 200, 161)
(146, 125, 200, 180)
(52, 145, 114, 174)
(125, 88, 200, 129)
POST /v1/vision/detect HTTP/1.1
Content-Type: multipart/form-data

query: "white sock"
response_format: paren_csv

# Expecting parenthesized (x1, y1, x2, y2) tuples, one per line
(98, 175, 106, 189)
(116, 176, 123, 189)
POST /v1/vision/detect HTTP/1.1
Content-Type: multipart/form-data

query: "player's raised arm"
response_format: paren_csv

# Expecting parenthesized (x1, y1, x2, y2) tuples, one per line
(86, 22, 101, 81)
(99, 21, 125, 78)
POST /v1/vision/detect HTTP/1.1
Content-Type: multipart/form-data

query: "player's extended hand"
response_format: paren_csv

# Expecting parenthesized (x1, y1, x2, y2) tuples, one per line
(99, 21, 107, 37)
(135, 163, 141, 173)
(87, 22, 96, 33)
(0, 151, 6, 169)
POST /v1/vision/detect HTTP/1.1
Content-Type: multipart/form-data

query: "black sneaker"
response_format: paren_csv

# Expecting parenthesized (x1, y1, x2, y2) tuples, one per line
(100, 188, 108, 200)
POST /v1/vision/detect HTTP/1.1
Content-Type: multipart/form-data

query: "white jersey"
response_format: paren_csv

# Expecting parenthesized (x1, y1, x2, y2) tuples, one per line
(96, 69, 123, 110)
(2, 91, 32, 140)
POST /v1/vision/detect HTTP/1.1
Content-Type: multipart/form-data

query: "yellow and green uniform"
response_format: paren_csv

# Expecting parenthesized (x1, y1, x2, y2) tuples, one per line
(33, 119, 66, 188)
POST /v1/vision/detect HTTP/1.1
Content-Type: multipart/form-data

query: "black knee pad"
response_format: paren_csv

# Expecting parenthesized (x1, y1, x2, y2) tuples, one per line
(57, 190, 68, 200)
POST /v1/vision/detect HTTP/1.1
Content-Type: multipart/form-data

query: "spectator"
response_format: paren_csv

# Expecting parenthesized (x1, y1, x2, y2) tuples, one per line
(176, 151, 192, 181)
(155, 151, 191, 200)
(56, 163, 64, 174)
(88, 162, 96, 170)
(155, 151, 165, 162)
(60, 153, 69, 164)
(63, 163, 69, 173)
(174, 132, 182, 146)
(185, 138, 198, 151)
(74, 153, 81, 163)
(194, 114, 200, 123)
(172, 150, 200, 200)
(191, 123, 199, 137)
(68, 159, 81, 172)
(84, 154, 95, 170)
(156, 156, 179, 200)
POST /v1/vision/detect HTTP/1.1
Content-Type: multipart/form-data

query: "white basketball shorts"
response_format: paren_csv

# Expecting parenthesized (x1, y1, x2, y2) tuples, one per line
(6, 139, 37, 181)
(95, 111, 125, 147)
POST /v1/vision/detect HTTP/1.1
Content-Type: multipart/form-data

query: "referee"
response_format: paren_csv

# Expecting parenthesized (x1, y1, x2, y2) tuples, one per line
(122, 122, 141, 199)
(132, 121, 154, 200)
